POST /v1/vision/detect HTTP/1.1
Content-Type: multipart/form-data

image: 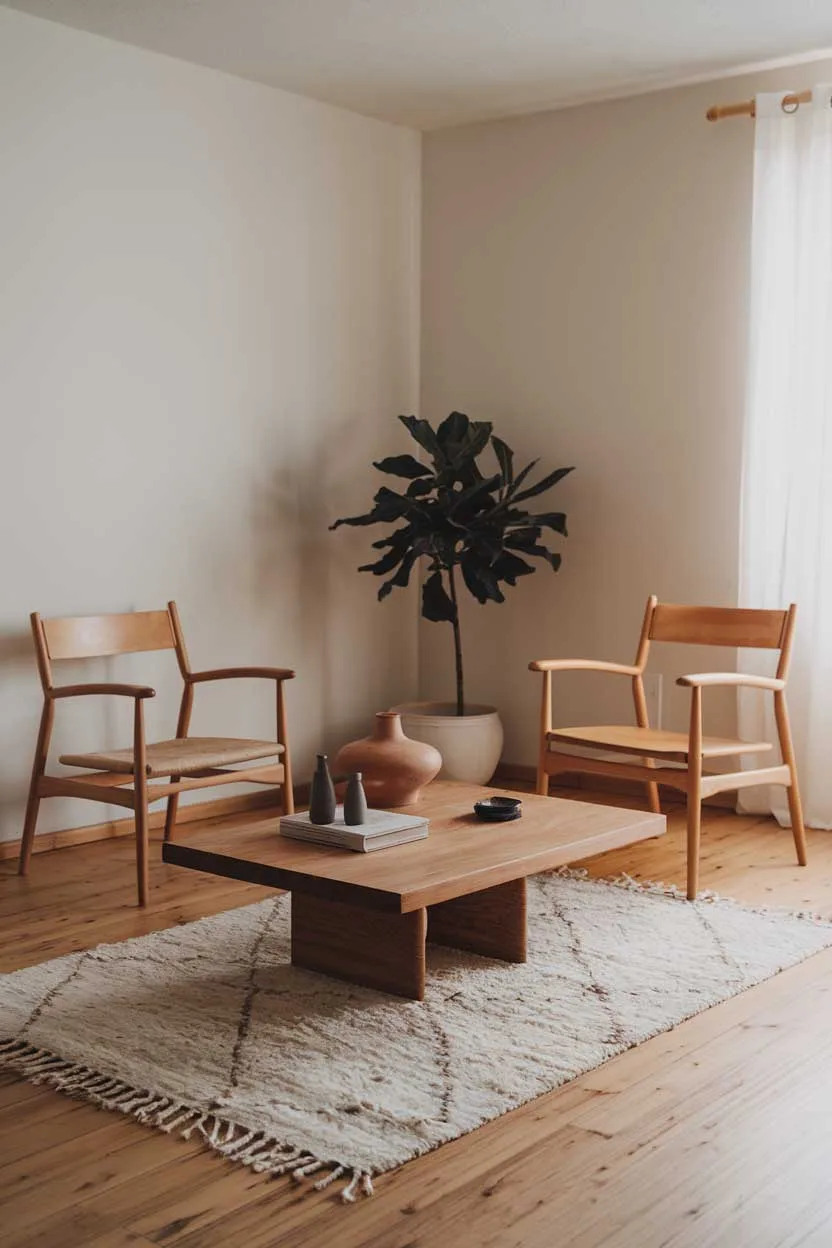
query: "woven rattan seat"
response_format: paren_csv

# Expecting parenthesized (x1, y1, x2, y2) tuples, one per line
(60, 737, 283, 779)
(546, 725, 772, 763)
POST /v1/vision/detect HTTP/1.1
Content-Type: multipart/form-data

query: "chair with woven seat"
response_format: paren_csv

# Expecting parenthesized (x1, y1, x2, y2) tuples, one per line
(19, 602, 295, 906)
(530, 596, 807, 900)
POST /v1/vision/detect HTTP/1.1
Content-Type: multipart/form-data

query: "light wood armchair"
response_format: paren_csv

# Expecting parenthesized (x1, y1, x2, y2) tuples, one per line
(19, 603, 295, 906)
(530, 597, 807, 900)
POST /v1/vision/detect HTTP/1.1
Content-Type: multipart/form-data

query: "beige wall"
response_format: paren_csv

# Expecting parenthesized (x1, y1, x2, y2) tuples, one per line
(0, 8, 421, 842)
(420, 59, 832, 765)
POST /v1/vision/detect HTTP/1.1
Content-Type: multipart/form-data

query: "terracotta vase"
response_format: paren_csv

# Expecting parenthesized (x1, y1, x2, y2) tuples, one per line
(334, 711, 442, 808)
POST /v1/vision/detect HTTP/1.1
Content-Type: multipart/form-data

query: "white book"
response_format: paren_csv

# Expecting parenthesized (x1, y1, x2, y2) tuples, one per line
(279, 807, 428, 853)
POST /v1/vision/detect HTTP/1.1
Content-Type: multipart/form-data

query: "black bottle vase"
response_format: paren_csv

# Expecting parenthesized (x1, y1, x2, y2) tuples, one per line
(309, 754, 336, 825)
(344, 772, 368, 826)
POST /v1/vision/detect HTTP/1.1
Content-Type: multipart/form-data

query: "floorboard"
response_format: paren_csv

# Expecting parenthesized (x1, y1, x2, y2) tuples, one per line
(2, 789, 832, 1246)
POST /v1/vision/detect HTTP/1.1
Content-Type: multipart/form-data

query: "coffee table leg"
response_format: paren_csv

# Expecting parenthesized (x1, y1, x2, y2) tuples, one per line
(291, 893, 427, 1000)
(428, 877, 527, 963)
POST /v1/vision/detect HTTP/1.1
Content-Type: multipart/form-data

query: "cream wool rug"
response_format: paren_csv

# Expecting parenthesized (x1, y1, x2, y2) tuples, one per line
(2, 871, 831, 1202)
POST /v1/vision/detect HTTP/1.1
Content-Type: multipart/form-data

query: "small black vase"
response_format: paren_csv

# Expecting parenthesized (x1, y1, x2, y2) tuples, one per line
(344, 772, 368, 826)
(309, 754, 336, 825)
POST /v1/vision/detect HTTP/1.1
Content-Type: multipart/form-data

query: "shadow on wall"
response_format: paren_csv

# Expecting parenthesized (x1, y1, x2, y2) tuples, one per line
(252, 416, 383, 760)
(0, 629, 34, 667)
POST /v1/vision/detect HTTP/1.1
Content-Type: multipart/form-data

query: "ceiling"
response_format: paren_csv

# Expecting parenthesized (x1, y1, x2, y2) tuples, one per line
(4, 0, 832, 130)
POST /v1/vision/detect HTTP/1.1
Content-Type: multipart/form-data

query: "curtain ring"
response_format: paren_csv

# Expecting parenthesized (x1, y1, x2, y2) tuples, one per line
(781, 95, 800, 115)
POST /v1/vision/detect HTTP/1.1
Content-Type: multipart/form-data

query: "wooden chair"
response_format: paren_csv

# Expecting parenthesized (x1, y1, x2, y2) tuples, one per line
(530, 597, 807, 900)
(19, 603, 295, 906)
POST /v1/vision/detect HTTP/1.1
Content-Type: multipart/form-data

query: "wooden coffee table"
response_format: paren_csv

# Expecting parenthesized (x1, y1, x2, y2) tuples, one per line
(163, 781, 665, 1000)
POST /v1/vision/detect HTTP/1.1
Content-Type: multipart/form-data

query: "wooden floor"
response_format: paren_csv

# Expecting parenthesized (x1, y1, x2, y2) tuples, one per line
(2, 790, 832, 1247)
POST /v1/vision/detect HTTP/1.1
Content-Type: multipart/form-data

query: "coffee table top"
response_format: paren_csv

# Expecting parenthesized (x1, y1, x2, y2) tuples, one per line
(163, 780, 665, 913)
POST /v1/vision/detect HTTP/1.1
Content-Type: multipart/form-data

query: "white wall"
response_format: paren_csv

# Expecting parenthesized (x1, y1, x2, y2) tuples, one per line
(420, 59, 832, 765)
(0, 8, 421, 841)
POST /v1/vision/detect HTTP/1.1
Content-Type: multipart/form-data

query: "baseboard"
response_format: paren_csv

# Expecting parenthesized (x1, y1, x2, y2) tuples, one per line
(0, 786, 295, 862)
(493, 762, 737, 810)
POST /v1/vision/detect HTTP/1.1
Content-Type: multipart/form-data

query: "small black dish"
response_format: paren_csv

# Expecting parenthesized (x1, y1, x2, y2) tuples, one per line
(474, 796, 523, 823)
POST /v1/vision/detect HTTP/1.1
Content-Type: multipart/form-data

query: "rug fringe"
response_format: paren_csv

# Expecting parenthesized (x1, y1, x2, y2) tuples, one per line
(550, 865, 825, 921)
(0, 1037, 373, 1202)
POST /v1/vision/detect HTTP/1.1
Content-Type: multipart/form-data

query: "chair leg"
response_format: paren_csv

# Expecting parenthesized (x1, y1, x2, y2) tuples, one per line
(135, 795, 149, 908)
(18, 700, 54, 876)
(633, 676, 661, 814)
(786, 780, 808, 867)
(19, 784, 43, 877)
(775, 692, 808, 867)
(686, 687, 703, 901)
(164, 787, 180, 843)
(686, 796, 702, 902)
(165, 681, 193, 844)
(276, 681, 294, 815)
(537, 672, 552, 797)
(133, 698, 150, 908)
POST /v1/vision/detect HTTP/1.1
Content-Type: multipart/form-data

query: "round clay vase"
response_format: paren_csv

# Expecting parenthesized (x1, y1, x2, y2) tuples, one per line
(391, 702, 504, 786)
(334, 712, 442, 808)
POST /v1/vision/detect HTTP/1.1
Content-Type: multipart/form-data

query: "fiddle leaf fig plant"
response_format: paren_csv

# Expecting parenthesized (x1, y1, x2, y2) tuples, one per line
(331, 411, 573, 716)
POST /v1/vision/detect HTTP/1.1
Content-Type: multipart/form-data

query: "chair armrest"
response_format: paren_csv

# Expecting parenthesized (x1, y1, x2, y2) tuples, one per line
(676, 672, 785, 691)
(49, 683, 156, 700)
(528, 659, 640, 675)
(188, 666, 296, 684)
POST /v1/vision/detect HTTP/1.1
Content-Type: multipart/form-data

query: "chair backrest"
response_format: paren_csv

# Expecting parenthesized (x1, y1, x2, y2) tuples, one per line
(635, 597, 796, 679)
(31, 603, 190, 689)
(649, 603, 789, 649)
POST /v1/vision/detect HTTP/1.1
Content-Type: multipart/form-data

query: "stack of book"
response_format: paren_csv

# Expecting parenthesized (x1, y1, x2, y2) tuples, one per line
(279, 807, 428, 853)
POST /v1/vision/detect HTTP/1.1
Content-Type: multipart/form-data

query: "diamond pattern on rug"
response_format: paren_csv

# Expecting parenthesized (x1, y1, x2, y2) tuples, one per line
(2, 872, 831, 1199)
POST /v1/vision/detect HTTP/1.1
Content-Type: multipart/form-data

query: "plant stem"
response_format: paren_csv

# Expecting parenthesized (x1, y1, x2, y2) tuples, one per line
(447, 563, 464, 716)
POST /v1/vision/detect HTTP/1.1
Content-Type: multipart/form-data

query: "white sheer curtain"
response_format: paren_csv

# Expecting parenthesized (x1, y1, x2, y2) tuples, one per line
(739, 86, 832, 828)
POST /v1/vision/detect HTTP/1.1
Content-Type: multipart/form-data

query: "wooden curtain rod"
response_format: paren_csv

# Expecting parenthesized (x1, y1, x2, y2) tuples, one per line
(706, 89, 813, 122)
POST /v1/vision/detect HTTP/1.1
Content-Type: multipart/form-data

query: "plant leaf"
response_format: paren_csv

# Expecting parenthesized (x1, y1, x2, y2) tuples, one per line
(398, 414, 443, 463)
(358, 544, 408, 576)
(460, 556, 505, 604)
(421, 570, 456, 622)
(459, 560, 489, 604)
(451, 420, 492, 466)
(491, 551, 535, 585)
(524, 511, 568, 536)
(503, 526, 542, 549)
(373, 454, 431, 480)
(512, 542, 562, 571)
(407, 477, 434, 497)
(378, 551, 418, 600)
(448, 473, 502, 517)
(436, 411, 470, 446)
(330, 511, 385, 529)
(510, 465, 574, 505)
(491, 435, 514, 485)
(504, 457, 539, 500)
(372, 485, 432, 524)
(504, 509, 568, 537)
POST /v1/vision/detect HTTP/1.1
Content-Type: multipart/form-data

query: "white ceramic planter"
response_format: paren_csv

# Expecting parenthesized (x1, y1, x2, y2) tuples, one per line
(391, 702, 504, 786)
